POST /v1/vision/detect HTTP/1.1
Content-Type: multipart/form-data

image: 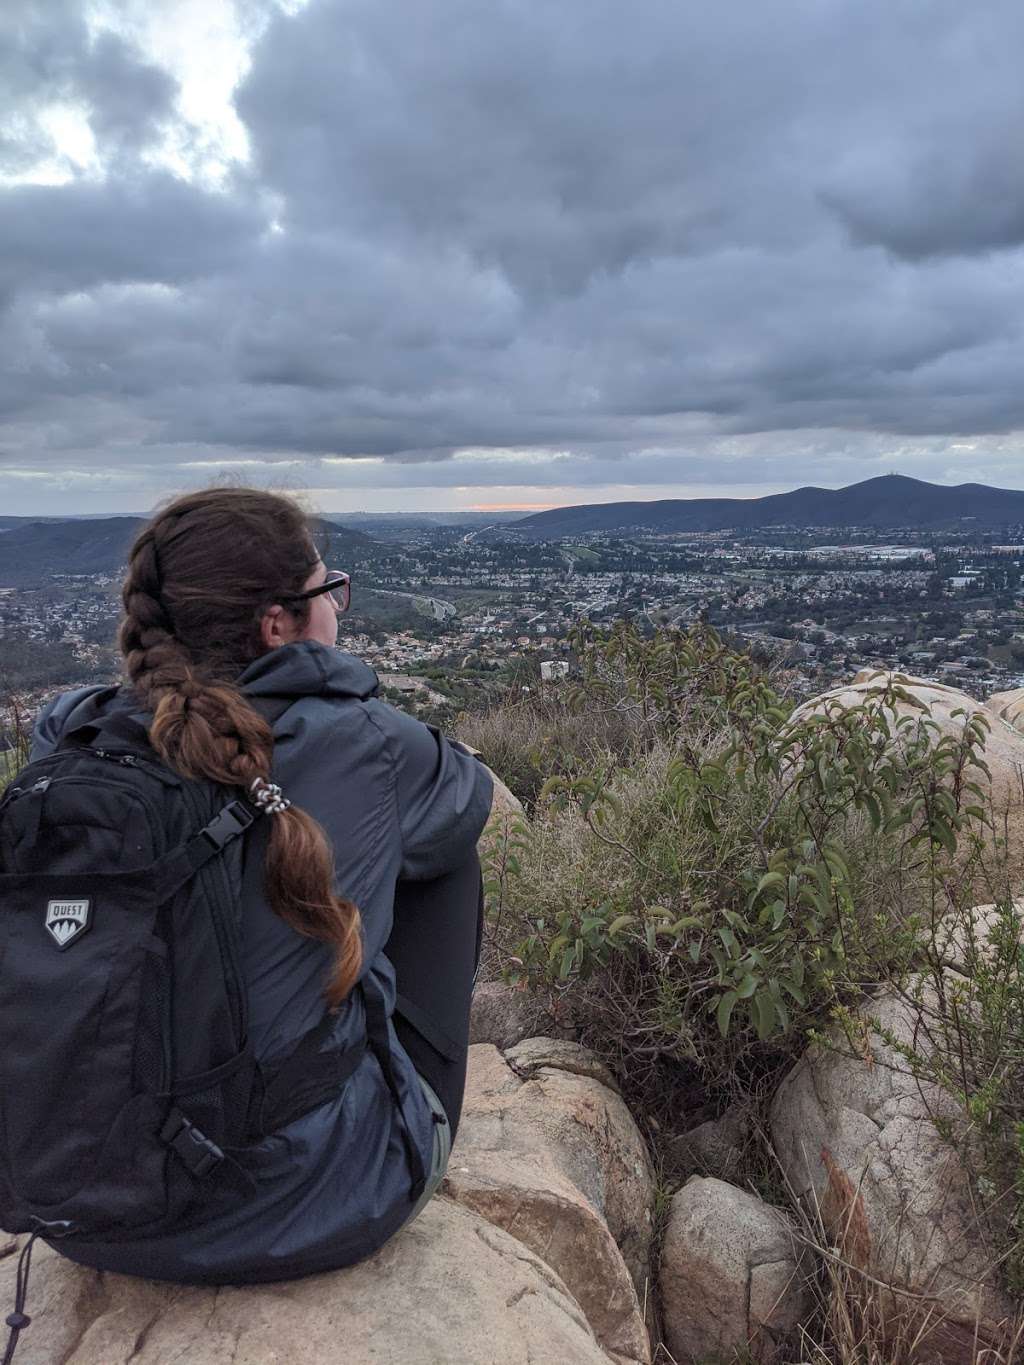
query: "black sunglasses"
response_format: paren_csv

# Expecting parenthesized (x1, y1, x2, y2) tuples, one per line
(282, 569, 351, 613)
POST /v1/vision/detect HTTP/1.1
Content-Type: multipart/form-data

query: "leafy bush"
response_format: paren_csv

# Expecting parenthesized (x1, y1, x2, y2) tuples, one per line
(477, 620, 1024, 1339)
(479, 622, 1016, 1113)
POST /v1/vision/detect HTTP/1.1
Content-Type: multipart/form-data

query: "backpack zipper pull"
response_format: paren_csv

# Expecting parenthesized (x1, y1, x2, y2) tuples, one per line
(2, 1230, 41, 1365)
(2, 1221, 73, 1365)
(94, 750, 138, 769)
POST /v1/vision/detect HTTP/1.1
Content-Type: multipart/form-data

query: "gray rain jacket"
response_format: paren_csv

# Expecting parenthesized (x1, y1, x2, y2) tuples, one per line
(29, 641, 493, 1283)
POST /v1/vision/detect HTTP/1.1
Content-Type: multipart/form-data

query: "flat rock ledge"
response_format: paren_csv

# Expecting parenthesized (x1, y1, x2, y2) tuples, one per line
(1, 1201, 613, 1365)
(1, 1038, 653, 1365)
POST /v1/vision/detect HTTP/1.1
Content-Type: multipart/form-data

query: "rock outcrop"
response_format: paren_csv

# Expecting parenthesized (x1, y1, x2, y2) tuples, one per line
(791, 671, 1024, 848)
(503, 1035, 616, 1089)
(668, 1106, 749, 1181)
(0, 1199, 615, 1365)
(484, 767, 524, 821)
(475, 758, 524, 832)
(658, 1176, 809, 1364)
(986, 686, 1024, 736)
(444, 1041, 656, 1364)
(934, 899, 1023, 975)
(1, 1038, 654, 1365)
(770, 987, 1017, 1363)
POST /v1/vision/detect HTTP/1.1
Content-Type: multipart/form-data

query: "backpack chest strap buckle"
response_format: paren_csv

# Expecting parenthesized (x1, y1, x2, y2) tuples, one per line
(200, 801, 257, 851)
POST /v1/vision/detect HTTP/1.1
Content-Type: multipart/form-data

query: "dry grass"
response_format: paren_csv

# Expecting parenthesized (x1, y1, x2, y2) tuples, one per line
(775, 1131, 1024, 1365)
(0, 691, 31, 786)
(793, 1240, 1024, 1365)
(457, 685, 662, 809)
(650, 1181, 1024, 1365)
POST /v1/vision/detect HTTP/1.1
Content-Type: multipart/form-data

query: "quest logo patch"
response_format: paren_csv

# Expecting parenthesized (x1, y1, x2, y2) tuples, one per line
(45, 899, 92, 950)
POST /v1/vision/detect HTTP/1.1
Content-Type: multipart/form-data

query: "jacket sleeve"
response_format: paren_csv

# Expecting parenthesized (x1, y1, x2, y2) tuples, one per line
(363, 699, 494, 881)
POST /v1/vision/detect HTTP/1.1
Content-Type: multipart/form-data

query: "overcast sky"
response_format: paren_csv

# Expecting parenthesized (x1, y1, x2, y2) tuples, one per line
(3, 0, 1024, 515)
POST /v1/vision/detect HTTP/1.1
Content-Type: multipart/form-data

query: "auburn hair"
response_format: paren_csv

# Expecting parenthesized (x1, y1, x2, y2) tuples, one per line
(119, 487, 362, 1005)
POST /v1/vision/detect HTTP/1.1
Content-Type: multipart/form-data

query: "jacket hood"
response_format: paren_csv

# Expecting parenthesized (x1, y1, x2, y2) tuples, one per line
(237, 641, 379, 705)
(30, 645, 378, 760)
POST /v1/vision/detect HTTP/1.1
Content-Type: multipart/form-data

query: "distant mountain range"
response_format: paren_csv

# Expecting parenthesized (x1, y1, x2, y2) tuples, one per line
(0, 517, 377, 588)
(326, 510, 526, 529)
(5, 477, 1023, 579)
(517, 475, 1024, 535)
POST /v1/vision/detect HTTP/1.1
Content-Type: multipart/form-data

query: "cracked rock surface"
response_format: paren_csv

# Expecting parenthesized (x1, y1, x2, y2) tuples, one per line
(0, 1197, 619, 1365)
(770, 989, 1017, 1362)
(503, 1036, 619, 1092)
(668, 1106, 749, 1181)
(444, 1041, 655, 1364)
(658, 1176, 808, 1364)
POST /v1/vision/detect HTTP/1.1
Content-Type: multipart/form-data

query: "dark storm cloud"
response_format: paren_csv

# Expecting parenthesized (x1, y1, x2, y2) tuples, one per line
(70, 30, 179, 163)
(816, 4, 1024, 260)
(3, 0, 1024, 503)
(235, 0, 818, 293)
(0, 177, 264, 309)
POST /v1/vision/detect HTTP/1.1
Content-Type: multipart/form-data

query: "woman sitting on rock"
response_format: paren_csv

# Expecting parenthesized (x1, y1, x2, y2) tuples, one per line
(13, 486, 492, 1287)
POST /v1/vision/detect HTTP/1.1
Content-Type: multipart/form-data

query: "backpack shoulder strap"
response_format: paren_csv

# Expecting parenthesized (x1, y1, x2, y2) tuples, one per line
(59, 685, 154, 754)
(63, 710, 153, 753)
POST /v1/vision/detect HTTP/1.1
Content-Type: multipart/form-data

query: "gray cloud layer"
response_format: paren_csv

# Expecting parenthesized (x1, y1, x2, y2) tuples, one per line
(2, 0, 1024, 508)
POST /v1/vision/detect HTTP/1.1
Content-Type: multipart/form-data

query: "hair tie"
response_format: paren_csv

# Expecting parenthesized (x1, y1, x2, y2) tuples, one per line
(249, 776, 292, 816)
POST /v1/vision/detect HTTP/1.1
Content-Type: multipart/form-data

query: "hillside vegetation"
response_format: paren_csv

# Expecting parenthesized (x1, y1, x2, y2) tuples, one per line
(460, 622, 1024, 1361)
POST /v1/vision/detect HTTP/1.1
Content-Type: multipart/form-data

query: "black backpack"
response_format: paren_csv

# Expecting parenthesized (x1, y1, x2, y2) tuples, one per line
(0, 689, 425, 1360)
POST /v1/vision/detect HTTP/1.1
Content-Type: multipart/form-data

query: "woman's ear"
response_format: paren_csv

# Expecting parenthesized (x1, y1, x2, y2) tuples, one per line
(259, 604, 297, 651)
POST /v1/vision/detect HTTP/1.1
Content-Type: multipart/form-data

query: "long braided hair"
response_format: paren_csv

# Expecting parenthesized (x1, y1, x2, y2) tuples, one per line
(119, 487, 362, 1005)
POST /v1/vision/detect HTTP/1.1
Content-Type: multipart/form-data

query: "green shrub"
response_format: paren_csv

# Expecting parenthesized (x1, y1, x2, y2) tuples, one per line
(480, 619, 1024, 1309)
(480, 622, 1010, 1115)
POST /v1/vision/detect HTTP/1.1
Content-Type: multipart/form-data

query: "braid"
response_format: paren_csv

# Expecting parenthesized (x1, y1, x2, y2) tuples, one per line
(121, 517, 269, 782)
(117, 491, 363, 1005)
(121, 520, 201, 699)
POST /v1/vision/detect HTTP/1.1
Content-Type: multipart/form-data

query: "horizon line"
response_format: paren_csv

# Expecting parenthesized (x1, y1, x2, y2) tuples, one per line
(7, 472, 1024, 519)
